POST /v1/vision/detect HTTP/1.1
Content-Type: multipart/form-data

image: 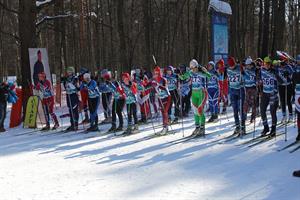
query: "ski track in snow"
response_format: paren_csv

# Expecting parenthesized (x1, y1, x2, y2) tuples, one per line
(0, 107, 299, 200)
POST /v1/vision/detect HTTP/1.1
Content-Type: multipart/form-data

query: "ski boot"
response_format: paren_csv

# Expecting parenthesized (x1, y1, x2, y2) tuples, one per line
(293, 170, 300, 177)
(0, 127, 6, 132)
(207, 115, 217, 123)
(192, 126, 200, 136)
(288, 114, 293, 123)
(123, 126, 132, 135)
(108, 124, 117, 132)
(233, 125, 240, 135)
(172, 117, 179, 124)
(132, 124, 139, 133)
(41, 124, 50, 131)
(159, 126, 169, 136)
(221, 107, 227, 115)
(52, 123, 59, 130)
(198, 125, 205, 137)
(261, 125, 269, 137)
(281, 115, 286, 124)
(81, 117, 90, 124)
(116, 125, 123, 132)
(269, 125, 276, 137)
(296, 130, 300, 142)
(86, 124, 99, 132)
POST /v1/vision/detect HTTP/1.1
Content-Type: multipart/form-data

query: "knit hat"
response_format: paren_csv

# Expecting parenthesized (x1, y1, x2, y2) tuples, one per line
(245, 57, 253, 65)
(80, 67, 89, 75)
(189, 59, 199, 68)
(83, 73, 91, 81)
(208, 61, 215, 67)
(272, 60, 280, 66)
(166, 65, 173, 72)
(154, 66, 161, 75)
(122, 73, 130, 80)
(264, 56, 272, 64)
(227, 56, 235, 67)
(66, 66, 75, 73)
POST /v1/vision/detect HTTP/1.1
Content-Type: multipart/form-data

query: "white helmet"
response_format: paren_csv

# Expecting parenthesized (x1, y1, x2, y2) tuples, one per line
(245, 57, 253, 65)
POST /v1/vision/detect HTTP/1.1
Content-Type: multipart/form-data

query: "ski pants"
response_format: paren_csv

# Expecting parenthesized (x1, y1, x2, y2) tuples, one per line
(229, 88, 245, 126)
(139, 94, 150, 121)
(168, 90, 180, 118)
(260, 92, 278, 128)
(158, 96, 171, 127)
(150, 92, 158, 114)
(80, 90, 89, 116)
(0, 102, 7, 128)
(208, 88, 219, 115)
(42, 96, 58, 126)
(66, 93, 79, 127)
(102, 92, 112, 118)
(181, 94, 190, 116)
(127, 103, 138, 126)
(278, 85, 293, 117)
(88, 96, 100, 127)
(112, 98, 125, 127)
(243, 87, 257, 120)
(218, 80, 228, 108)
(192, 89, 207, 127)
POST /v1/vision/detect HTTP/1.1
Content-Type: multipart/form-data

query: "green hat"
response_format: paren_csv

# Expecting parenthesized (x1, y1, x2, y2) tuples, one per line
(272, 60, 280, 65)
(66, 66, 75, 73)
(264, 56, 272, 64)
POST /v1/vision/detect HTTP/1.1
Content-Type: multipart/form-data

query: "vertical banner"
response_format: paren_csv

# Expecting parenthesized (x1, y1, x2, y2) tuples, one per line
(211, 11, 229, 63)
(29, 48, 52, 86)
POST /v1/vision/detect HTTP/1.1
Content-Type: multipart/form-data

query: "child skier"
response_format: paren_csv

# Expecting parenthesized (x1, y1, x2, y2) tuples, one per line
(165, 66, 180, 124)
(292, 55, 300, 141)
(277, 60, 294, 123)
(62, 66, 79, 132)
(178, 64, 191, 117)
(216, 59, 228, 114)
(133, 68, 150, 124)
(107, 78, 126, 132)
(80, 73, 100, 132)
(98, 69, 112, 124)
(36, 72, 60, 130)
(259, 57, 279, 137)
(206, 61, 219, 122)
(152, 66, 171, 135)
(227, 57, 246, 135)
(189, 59, 211, 136)
(78, 67, 90, 124)
(243, 57, 257, 123)
(121, 73, 139, 134)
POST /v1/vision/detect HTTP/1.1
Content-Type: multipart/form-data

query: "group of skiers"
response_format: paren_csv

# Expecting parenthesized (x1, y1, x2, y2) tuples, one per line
(2, 54, 300, 143)
(27, 54, 300, 141)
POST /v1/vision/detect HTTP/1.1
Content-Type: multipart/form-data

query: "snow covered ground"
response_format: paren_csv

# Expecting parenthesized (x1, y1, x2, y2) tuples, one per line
(0, 106, 299, 200)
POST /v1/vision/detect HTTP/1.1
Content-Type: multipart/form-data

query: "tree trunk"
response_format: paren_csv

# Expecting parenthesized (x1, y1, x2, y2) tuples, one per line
(19, 0, 37, 115)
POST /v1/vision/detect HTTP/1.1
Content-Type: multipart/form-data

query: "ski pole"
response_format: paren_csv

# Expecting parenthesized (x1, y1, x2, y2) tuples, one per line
(285, 83, 288, 141)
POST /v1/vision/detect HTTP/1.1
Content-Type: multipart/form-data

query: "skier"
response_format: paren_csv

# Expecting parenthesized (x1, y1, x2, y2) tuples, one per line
(206, 61, 219, 122)
(152, 66, 171, 135)
(62, 66, 80, 131)
(133, 68, 150, 124)
(227, 56, 246, 135)
(78, 67, 90, 124)
(178, 64, 191, 117)
(243, 57, 257, 123)
(107, 77, 125, 132)
(276, 59, 294, 123)
(259, 56, 279, 137)
(292, 54, 300, 141)
(189, 59, 211, 136)
(164, 66, 180, 124)
(121, 73, 139, 134)
(80, 73, 100, 132)
(216, 59, 228, 114)
(0, 82, 10, 132)
(35, 72, 59, 130)
(98, 69, 112, 124)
